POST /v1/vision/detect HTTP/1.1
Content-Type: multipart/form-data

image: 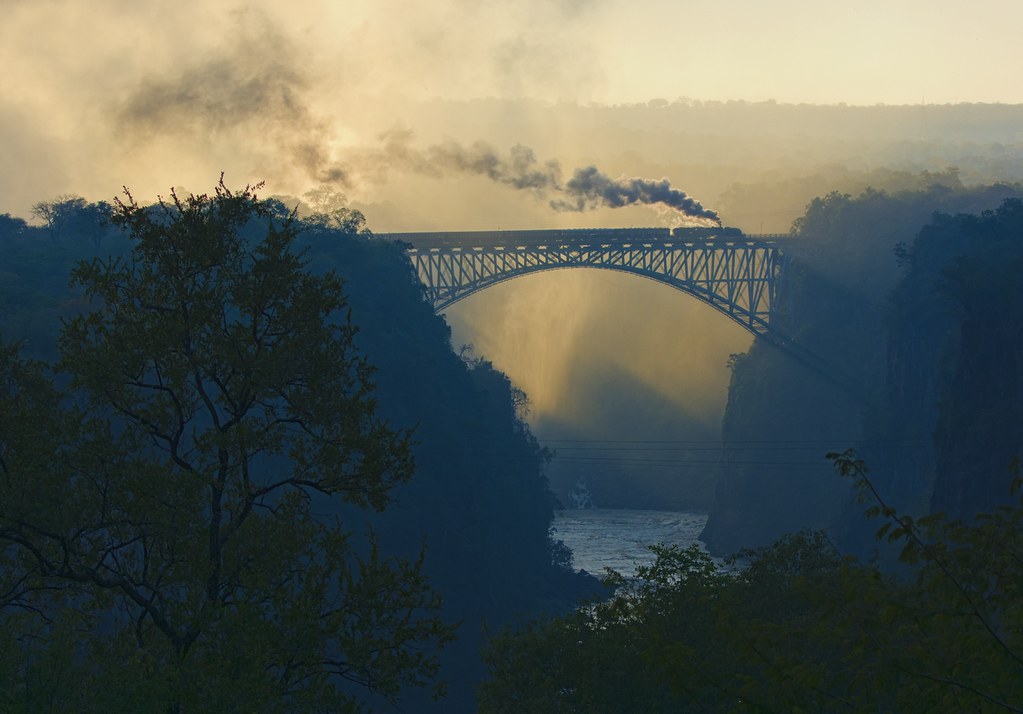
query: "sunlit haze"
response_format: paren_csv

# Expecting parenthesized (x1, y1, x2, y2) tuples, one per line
(7, 2, 1023, 706)
(3, 0, 1021, 434)
(2, 0, 1020, 214)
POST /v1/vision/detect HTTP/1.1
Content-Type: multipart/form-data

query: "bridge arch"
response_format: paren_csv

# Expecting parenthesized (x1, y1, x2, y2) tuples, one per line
(385, 228, 858, 395)
(393, 230, 786, 342)
(440, 262, 777, 341)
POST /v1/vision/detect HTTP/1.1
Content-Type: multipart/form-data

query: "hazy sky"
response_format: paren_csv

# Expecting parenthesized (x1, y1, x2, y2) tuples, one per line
(3, 0, 1020, 435)
(2, 0, 1021, 216)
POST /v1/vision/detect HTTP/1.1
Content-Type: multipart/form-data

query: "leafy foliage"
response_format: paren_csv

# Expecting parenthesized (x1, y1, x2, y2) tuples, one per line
(0, 180, 453, 710)
(0, 178, 588, 712)
(31, 195, 113, 246)
(482, 454, 1023, 712)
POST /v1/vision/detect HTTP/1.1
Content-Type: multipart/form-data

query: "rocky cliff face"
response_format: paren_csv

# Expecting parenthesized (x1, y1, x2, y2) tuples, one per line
(933, 318, 1023, 517)
(700, 336, 858, 555)
(704, 188, 1023, 557)
(929, 201, 1023, 518)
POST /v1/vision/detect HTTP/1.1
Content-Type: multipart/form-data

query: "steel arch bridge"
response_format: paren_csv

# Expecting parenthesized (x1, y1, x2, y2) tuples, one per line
(381, 227, 858, 395)
(385, 227, 789, 340)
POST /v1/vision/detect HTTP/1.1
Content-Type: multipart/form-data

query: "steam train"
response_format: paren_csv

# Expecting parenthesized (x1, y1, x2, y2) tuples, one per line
(384, 225, 745, 247)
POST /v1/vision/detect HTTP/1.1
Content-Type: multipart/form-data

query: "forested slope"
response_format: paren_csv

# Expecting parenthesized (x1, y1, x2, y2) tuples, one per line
(299, 223, 592, 710)
(0, 195, 587, 712)
(476, 192, 1023, 713)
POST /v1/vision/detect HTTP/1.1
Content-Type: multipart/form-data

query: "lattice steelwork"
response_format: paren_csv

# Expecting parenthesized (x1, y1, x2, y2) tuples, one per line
(396, 232, 786, 339)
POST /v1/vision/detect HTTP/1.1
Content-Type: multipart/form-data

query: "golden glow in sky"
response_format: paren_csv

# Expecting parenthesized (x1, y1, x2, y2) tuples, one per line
(601, 0, 1021, 106)
(1, 0, 1021, 215)
(2, 0, 1020, 434)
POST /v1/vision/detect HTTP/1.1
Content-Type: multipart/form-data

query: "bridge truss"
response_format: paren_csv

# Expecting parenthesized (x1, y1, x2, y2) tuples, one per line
(396, 232, 787, 340)
(385, 229, 860, 395)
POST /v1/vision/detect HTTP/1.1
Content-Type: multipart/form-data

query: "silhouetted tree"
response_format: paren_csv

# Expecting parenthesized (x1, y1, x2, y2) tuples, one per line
(77, 200, 113, 247)
(482, 446, 1023, 712)
(30, 194, 86, 242)
(303, 185, 369, 234)
(0, 179, 452, 710)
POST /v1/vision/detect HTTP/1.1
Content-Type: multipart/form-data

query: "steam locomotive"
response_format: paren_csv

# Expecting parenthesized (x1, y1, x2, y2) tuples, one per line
(385, 225, 745, 247)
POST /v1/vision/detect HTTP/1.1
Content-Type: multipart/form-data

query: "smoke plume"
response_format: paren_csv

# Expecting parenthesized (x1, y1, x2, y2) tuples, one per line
(555, 166, 720, 222)
(115, 18, 351, 186)
(108, 14, 715, 223)
(353, 131, 719, 223)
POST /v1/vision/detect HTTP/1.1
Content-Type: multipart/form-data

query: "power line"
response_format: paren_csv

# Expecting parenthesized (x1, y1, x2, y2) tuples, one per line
(548, 444, 930, 453)
(540, 435, 932, 441)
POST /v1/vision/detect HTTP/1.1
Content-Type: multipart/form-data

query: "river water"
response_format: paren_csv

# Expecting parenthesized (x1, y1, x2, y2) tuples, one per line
(552, 508, 710, 578)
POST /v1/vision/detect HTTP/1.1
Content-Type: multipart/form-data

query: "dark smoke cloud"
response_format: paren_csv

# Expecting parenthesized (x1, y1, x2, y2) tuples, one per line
(425, 141, 562, 192)
(358, 131, 718, 223)
(115, 18, 349, 185)
(350, 130, 561, 194)
(553, 165, 720, 222)
(113, 19, 714, 223)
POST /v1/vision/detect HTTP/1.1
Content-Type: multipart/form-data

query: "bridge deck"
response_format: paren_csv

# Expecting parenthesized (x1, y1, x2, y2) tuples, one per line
(379, 227, 790, 248)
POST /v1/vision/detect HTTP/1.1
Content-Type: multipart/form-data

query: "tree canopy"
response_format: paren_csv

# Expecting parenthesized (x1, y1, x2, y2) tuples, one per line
(480, 454, 1023, 713)
(0, 179, 452, 711)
